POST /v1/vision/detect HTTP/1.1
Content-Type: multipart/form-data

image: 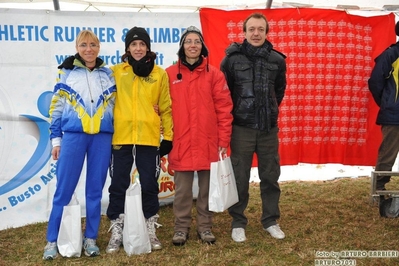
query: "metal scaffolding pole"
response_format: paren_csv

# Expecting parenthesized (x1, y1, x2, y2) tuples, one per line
(53, 0, 60, 10)
(266, 0, 273, 9)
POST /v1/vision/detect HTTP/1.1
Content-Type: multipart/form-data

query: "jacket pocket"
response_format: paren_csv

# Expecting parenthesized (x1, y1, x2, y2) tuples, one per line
(266, 63, 279, 84)
(232, 63, 254, 98)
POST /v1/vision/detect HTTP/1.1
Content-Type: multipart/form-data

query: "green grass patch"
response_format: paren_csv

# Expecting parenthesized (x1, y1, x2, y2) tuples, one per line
(1, 177, 399, 265)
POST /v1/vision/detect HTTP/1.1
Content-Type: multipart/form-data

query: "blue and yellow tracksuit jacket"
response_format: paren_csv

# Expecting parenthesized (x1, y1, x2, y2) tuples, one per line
(49, 60, 116, 145)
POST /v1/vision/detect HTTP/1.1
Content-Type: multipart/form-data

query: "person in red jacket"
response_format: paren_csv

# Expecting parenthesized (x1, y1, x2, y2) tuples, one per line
(165, 26, 233, 246)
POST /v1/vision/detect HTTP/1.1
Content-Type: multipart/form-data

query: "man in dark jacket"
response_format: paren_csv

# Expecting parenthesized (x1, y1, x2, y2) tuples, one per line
(220, 12, 287, 242)
(368, 21, 399, 191)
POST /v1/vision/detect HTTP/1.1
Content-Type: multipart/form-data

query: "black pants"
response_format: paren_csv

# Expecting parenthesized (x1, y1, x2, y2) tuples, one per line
(106, 145, 160, 220)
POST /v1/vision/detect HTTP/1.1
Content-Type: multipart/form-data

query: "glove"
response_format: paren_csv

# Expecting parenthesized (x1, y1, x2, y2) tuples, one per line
(57, 55, 75, 69)
(159, 140, 173, 157)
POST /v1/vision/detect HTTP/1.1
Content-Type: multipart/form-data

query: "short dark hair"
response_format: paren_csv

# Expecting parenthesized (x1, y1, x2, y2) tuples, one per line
(243, 13, 269, 34)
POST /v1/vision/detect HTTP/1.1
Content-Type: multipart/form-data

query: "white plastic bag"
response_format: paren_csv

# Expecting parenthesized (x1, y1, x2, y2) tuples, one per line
(57, 193, 82, 257)
(209, 153, 239, 212)
(123, 178, 151, 255)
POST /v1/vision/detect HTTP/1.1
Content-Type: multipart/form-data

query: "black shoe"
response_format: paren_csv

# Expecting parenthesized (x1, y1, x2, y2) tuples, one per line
(376, 185, 386, 191)
(377, 177, 389, 190)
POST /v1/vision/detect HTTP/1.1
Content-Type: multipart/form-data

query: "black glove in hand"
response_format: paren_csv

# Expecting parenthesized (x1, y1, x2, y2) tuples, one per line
(159, 140, 173, 157)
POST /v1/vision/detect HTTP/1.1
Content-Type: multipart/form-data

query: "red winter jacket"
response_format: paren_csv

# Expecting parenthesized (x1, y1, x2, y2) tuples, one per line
(166, 58, 233, 171)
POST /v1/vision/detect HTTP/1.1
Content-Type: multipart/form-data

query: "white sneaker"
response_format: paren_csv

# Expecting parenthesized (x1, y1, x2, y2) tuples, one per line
(106, 214, 124, 254)
(264, 224, 285, 239)
(146, 214, 162, 250)
(231, 228, 246, 242)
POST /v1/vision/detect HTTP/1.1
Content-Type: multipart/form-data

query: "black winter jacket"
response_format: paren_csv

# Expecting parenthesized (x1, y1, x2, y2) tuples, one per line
(220, 41, 287, 131)
(368, 42, 399, 125)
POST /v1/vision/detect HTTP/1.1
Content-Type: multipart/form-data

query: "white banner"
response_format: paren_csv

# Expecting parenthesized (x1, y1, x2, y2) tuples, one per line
(0, 8, 200, 230)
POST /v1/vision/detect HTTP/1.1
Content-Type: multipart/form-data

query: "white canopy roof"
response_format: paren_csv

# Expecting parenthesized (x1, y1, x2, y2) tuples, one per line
(0, 0, 398, 12)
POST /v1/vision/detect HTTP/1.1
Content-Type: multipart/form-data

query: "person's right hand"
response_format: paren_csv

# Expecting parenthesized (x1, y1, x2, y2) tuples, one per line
(219, 147, 227, 154)
(52, 146, 60, 160)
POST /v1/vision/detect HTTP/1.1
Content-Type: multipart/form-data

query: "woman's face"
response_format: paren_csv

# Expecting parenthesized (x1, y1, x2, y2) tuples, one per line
(183, 33, 202, 61)
(127, 40, 148, 61)
(76, 37, 100, 67)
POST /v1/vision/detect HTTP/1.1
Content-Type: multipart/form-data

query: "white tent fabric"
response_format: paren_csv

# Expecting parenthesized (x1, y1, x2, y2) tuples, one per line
(0, 0, 398, 12)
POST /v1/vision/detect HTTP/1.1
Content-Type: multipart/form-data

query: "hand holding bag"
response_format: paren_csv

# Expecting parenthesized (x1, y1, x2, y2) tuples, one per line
(57, 193, 82, 257)
(209, 152, 239, 212)
(123, 177, 151, 255)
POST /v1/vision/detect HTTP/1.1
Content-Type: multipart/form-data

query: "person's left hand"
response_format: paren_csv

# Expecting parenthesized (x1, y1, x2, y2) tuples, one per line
(160, 140, 173, 157)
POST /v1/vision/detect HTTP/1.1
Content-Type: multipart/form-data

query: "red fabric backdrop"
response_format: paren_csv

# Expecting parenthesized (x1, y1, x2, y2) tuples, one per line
(199, 8, 396, 166)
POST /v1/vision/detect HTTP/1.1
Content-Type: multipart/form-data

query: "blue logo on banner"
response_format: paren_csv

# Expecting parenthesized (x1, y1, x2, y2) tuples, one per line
(0, 92, 52, 195)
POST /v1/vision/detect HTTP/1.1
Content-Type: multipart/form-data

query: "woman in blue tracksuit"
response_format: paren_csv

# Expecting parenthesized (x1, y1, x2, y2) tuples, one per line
(43, 30, 116, 260)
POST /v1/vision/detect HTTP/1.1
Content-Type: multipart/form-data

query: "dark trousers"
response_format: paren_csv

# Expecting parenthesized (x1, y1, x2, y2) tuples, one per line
(375, 125, 399, 189)
(106, 145, 160, 220)
(228, 125, 281, 229)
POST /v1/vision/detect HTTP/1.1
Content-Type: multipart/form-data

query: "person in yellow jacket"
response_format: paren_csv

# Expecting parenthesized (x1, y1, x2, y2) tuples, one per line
(105, 27, 173, 253)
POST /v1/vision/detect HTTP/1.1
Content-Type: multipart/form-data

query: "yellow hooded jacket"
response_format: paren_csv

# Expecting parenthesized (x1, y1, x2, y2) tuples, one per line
(111, 61, 173, 146)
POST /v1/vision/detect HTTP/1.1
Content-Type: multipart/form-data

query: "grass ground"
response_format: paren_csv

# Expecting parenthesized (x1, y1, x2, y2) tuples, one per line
(1, 177, 399, 265)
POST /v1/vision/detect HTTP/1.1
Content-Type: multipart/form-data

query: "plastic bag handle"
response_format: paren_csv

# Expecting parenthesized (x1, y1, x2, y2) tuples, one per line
(69, 192, 79, 206)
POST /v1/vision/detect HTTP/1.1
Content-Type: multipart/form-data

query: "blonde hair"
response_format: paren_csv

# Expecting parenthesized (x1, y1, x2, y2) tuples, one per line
(75, 30, 100, 47)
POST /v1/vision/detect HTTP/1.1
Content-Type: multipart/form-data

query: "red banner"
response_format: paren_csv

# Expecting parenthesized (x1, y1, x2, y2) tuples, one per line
(200, 8, 396, 166)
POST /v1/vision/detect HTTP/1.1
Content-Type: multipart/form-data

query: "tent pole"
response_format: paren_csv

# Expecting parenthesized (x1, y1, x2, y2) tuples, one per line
(266, 0, 273, 9)
(53, 0, 60, 10)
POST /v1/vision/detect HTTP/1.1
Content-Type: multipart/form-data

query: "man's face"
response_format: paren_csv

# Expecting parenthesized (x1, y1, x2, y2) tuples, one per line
(244, 17, 267, 47)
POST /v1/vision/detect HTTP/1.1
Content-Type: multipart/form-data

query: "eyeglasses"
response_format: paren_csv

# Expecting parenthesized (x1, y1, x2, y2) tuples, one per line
(78, 43, 99, 49)
(183, 39, 202, 45)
